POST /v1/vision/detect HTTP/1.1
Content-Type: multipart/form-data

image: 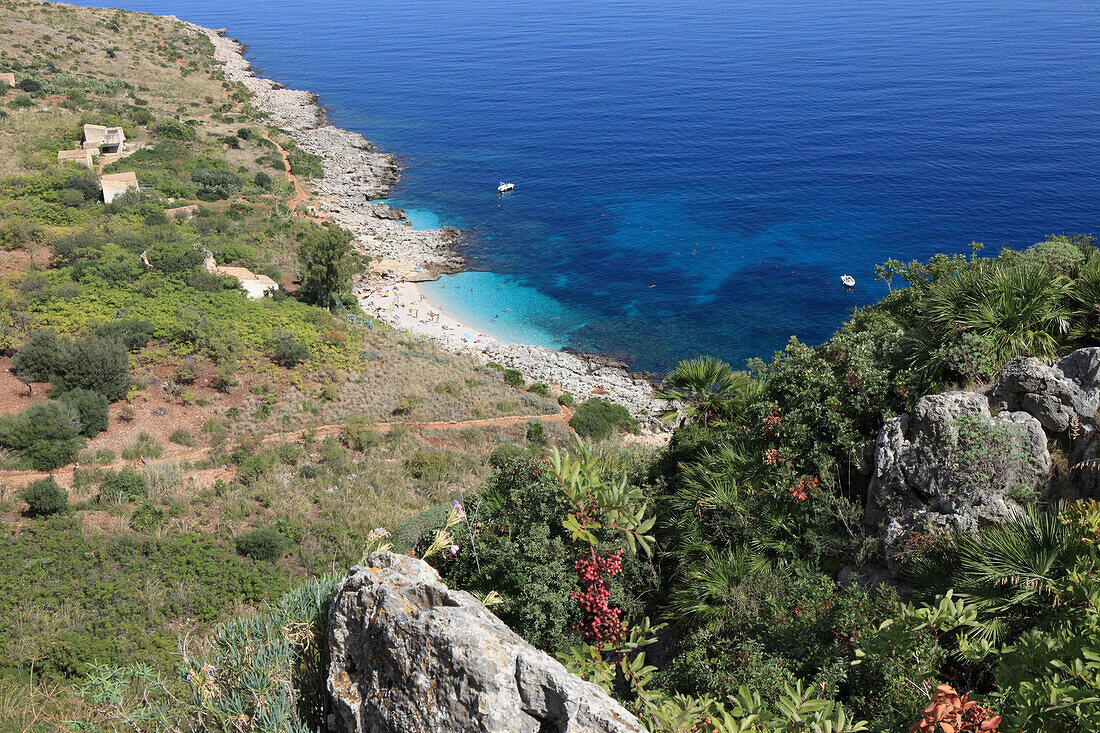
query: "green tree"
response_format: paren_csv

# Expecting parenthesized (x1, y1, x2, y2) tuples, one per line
(59, 335, 131, 401)
(296, 225, 356, 309)
(60, 388, 109, 437)
(11, 329, 62, 394)
(0, 400, 84, 470)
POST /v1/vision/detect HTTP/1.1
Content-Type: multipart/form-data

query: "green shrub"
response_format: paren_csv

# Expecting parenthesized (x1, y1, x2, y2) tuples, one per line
(528, 382, 550, 397)
(489, 442, 528, 467)
(341, 416, 381, 451)
(12, 329, 62, 383)
(169, 429, 195, 447)
(20, 477, 68, 517)
(502, 369, 524, 388)
(272, 335, 309, 367)
(526, 420, 547, 446)
(557, 392, 575, 408)
(253, 171, 272, 189)
(100, 468, 147, 501)
(58, 335, 132, 401)
(0, 400, 84, 470)
(152, 119, 195, 140)
(145, 241, 202, 274)
(191, 168, 242, 200)
(405, 450, 453, 482)
(94, 319, 154, 351)
(568, 398, 639, 441)
(391, 395, 421, 416)
(60, 388, 109, 437)
(129, 502, 165, 532)
(236, 527, 289, 561)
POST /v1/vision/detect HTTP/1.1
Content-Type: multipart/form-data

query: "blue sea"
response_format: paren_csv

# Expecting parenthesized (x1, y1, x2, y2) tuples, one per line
(83, 0, 1100, 373)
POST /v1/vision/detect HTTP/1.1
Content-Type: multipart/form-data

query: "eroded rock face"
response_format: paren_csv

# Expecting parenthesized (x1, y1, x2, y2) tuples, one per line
(990, 349, 1100, 433)
(327, 552, 645, 733)
(866, 392, 1051, 569)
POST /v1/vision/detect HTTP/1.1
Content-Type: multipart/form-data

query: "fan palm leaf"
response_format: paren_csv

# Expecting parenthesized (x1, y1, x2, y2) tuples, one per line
(657, 356, 759, 427)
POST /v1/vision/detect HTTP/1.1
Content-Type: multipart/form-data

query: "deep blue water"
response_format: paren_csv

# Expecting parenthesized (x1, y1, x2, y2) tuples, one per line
(83, 0, 1100, 373)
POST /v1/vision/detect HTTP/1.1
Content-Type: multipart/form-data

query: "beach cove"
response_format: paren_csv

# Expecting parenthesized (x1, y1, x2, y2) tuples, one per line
(179, 18, 669, 430)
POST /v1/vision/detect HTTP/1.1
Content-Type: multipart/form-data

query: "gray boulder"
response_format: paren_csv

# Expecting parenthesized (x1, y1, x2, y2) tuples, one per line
(865, 391, 1051, 569)
(990, 348, 1100, 433)
(369, 202, 407, 221)
(327, 551, 645, 733)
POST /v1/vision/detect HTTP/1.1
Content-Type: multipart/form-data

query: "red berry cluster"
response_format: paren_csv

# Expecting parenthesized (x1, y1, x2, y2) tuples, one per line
(788, 476, 818, 501)
(571, 551, 625, 644)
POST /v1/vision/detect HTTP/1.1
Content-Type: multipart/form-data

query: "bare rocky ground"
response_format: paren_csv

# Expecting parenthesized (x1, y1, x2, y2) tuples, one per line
(181, 19, 671, 430)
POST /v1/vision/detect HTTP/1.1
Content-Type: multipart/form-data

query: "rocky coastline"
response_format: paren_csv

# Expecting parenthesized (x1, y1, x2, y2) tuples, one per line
(177, 18, 670, 430)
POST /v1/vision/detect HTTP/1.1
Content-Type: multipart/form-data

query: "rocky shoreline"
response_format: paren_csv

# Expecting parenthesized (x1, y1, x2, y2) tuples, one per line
(177, 18, 669, 431)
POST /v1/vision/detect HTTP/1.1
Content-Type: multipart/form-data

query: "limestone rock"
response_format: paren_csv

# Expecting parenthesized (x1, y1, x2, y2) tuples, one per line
(990, 348, 1100, 433)
(866, 391, 1051, 569)
(369, 202, 406, 220)
(327, 552, 646, 733)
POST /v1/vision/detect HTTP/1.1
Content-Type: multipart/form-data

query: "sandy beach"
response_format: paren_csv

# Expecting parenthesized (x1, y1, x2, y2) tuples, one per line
(356, 279, 503, 354)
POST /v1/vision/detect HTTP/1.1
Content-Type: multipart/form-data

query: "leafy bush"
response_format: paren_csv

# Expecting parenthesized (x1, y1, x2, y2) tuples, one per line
(528, 382, 550, 397)
(0, 400, 84, 470)
(145, 241, 202, 274)
(502, 368, 524, 388)
(272, 334, 309, 367)
(169, 429, 195, 447)
(60, 388, 109, 437)
(100, 468, 147, 501)
(569, 398, 640, 441)
(341, 416, 381, 451)
(253, 171, 272, 189)
(405, 450, 454, 482)
(129, 502, 165, 532)
(94, 318, 154, 351)
(152, 119, 195, 140)
(236, 527, 289, 562)
(526, 420, 547, 446)
(191, 168, 242, 200)
(58, 334, 131, 401)
(558, 392, 575, 408)
(12, 329, 63, 383)
(20, 477, 68, 517)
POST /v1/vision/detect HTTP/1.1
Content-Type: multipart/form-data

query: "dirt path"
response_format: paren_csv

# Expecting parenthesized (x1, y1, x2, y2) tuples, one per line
(0, 406, 573, 489)
(261, 128, 323, 219)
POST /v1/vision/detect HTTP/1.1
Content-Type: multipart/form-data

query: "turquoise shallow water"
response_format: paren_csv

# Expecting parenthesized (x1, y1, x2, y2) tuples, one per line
(419, 272, 583, 349)
(81, 0, 1100, 373)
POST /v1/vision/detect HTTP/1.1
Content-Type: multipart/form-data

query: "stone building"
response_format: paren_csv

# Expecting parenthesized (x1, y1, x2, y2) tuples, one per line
(83, 124, 126, 154)
(57, 148, 94, 167)
(99, 171, 139, 204)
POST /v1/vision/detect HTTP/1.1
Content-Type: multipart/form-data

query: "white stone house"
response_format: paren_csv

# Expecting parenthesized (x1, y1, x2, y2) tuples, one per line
(99, 171, 139, 204)
(83, 124, 125, 154)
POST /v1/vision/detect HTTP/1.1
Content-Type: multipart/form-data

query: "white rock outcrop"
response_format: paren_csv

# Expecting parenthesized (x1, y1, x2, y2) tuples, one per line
(327, 552, 646, 733)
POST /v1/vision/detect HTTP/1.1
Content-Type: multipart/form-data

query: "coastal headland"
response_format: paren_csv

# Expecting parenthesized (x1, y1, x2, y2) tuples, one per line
(177, 18, 669, 431)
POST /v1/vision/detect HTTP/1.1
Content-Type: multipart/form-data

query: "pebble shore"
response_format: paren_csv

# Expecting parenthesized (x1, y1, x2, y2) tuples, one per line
(179, 18, 670, 431)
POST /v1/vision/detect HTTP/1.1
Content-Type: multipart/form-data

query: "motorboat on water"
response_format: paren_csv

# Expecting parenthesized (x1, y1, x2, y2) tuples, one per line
(840, 274, 856, 288)
(497, 182, 514, 193)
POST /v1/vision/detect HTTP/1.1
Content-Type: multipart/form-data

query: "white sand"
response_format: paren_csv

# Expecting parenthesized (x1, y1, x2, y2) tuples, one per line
(356, 280, 499, 354)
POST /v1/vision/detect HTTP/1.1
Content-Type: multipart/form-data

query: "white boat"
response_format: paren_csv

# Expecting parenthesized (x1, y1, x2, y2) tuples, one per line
(497, 182, 514, 193)
(840, 274, 856, 288)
